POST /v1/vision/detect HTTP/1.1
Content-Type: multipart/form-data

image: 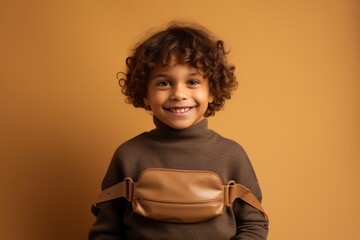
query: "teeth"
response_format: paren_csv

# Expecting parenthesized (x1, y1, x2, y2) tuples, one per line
(169, 107, 190, 113)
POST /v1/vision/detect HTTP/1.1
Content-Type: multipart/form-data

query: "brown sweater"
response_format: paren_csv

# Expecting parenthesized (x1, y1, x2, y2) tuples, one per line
(89, 117, 269, 240)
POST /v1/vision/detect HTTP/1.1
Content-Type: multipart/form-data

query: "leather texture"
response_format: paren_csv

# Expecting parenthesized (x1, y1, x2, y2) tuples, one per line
(132, 168, 225, 223)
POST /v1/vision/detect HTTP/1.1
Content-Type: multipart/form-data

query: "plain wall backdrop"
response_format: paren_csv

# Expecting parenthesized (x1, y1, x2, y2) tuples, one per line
(1, 0, 359, 239)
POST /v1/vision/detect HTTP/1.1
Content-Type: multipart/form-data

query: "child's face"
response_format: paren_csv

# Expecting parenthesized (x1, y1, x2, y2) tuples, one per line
(145, 62, 213, 129)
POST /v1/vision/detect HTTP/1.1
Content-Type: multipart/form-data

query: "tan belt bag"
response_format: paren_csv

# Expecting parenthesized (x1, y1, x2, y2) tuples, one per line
(93, 168, 267, 223)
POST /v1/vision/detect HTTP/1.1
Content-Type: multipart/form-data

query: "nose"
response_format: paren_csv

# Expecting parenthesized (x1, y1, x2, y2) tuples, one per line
(169, 83, 188, 101)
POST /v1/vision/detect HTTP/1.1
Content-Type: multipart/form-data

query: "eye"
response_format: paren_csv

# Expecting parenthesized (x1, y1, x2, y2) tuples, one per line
(187, 79, 200, 87)
(155, 80, 171, 87)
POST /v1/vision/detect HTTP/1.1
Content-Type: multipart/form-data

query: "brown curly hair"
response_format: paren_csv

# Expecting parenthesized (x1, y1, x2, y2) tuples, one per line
(118, 22, 237, 117)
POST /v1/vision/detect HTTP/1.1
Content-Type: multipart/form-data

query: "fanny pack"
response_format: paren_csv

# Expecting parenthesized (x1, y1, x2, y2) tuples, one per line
(93, 168, 267, 223)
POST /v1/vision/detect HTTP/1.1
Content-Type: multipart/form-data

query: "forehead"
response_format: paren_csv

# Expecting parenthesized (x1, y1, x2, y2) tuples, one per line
(150, 62, 203, 79)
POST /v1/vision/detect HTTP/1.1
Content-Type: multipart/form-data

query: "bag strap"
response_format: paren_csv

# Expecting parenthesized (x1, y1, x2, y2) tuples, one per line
(227, 182, 268, 220)
(93, 177, 267, 220)
(95, 177, 134, 204)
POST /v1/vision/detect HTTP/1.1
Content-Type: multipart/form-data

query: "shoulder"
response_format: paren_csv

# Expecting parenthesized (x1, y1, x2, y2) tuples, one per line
(209, 130, 247, 155)
(102, 131, 151, 186)
(112, 131, 152, 159)
(209, 131, 258, 180)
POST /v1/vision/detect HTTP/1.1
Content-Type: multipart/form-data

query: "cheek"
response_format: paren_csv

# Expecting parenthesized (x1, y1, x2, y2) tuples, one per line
(147, 92, 167, 107)
(195, 90, 212, 103)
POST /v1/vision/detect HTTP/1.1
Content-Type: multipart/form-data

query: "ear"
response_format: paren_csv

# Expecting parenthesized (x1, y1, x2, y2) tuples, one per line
(143, 97, 151, 110)
(208, 94, 214, 104)
(144, 97, 149, 106)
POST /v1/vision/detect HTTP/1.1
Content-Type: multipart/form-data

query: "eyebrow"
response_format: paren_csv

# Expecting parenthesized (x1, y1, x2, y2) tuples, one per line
(151, 72, 201, 79)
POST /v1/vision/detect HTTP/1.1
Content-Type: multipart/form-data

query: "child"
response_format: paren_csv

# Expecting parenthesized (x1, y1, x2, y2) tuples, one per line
(89, 22, 269, 240)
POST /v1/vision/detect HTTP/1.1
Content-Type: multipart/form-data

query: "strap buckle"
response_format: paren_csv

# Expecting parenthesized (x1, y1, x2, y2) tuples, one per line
(224, 180, 236, 207)
(124, 177, 134, 201)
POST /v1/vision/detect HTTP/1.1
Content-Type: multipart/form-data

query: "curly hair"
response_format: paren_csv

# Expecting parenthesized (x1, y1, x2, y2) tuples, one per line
(118, 22, 237, 117)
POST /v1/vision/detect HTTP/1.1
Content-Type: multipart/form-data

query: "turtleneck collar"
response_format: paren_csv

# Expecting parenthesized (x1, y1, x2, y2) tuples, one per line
(149, 116, 212, 142)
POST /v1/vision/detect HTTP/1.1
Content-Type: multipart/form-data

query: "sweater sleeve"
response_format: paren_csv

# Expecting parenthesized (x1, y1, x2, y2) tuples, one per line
(88, 149, 127, 240)
(232, 183, 269, 239)
(231, 146, 269, 240)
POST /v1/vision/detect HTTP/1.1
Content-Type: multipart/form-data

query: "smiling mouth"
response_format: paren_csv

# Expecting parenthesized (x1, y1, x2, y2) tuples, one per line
(167, 107, 192, 113)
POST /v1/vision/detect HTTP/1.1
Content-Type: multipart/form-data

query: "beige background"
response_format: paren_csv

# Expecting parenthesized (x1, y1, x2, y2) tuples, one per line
(1, 0, 359, 239)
